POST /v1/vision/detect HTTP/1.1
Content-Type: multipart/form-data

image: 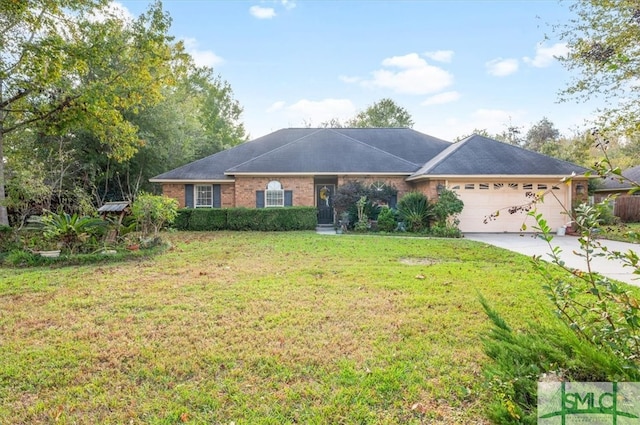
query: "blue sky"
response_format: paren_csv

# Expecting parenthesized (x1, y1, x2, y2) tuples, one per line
(118, 0, 601, 141)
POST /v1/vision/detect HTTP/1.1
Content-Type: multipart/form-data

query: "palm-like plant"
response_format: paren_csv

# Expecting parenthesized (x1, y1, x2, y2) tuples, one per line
(42, 211, 106, 253)
(397, 192, 434, 232)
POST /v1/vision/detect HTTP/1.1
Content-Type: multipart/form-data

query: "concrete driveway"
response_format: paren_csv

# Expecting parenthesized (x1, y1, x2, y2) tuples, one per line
(465, 233, 639, 286)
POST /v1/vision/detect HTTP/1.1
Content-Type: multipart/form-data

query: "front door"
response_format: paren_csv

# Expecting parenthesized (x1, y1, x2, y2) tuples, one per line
(316, 184, 335, 225)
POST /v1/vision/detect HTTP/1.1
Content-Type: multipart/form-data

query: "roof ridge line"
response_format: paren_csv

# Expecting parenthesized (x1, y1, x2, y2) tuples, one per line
(225, 128, 324, 172)
(327, 128, 423, 167)
(410, 135, 471, 176)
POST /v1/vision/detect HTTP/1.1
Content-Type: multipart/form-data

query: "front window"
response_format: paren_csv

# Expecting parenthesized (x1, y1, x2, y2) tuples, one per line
(195, 185, 212, 207)
(266, 180, 284, 207)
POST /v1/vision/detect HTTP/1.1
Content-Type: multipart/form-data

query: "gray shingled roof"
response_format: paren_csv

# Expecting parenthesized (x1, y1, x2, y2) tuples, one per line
(151, 128, 313, 181)
(596, 165, 640, 192)
(151, 128, 451, 180)
(227, 129, 423, 173)
(409, 134, 588, 178)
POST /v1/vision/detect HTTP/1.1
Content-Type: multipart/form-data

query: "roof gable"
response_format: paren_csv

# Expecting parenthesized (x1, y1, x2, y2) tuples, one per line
(227, 128, 423, 174)
(151, 128, 320, 181)
(410, 134, 588, 178)
(151, 128, 452, 180)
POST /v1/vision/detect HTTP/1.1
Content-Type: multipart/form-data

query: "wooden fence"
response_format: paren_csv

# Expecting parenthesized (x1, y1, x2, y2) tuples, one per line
(615, 196, 640, 222)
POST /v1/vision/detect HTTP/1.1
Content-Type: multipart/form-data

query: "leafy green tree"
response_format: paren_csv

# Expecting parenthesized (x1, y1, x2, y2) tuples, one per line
(0, 0, 175, 226)
(524, 117, 560, 153)
(454, 128, 492, 142)
(557, 0, 640, 135)
(494, 119, 524, 146)
(132, 193, 178, 237)
(347, 98, 414, 128)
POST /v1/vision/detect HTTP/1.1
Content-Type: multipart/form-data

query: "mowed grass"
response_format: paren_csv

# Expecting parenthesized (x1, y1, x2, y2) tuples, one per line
(0, 231, 557, 424)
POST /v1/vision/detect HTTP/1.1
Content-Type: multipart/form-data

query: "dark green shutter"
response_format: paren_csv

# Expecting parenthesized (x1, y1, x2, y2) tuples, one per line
(185, 184, 194, 208)
(284, 190, 293, 207)
(213, 185, 221, 208)
(256, 191, 265, 208)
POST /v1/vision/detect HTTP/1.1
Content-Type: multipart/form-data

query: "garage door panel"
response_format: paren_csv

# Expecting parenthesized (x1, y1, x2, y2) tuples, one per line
(453, 182, 569, 233)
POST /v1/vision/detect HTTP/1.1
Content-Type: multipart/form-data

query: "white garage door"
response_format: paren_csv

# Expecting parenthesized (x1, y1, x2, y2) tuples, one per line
(453, 182, 570, 233)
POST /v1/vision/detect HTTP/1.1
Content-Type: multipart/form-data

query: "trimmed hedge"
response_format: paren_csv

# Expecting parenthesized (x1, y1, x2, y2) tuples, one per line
(190, 209, 227, 231)
(173, 207, 317, 231)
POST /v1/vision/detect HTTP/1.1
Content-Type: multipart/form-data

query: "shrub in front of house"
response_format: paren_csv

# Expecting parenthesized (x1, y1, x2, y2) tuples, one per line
(228, 207, 317, 231)
(397, 192, 434, 232)
(190, 209, 228, 231)
(376, 207, 397, 232)
(175, 207, 317, 231)
(173, 209, 193, 230)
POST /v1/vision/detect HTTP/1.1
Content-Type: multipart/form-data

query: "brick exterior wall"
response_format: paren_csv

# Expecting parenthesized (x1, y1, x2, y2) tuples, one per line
(234, 176, 315, 208)
(162, 176, 455, 209)
(337, 176, 414, 199)
(411, 180, 444, 200)
(162, 184, 186, 208)
(221, 184, 235, 208)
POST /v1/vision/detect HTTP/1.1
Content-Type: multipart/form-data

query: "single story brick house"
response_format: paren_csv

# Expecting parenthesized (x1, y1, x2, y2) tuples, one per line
(150, 128, 588, 232)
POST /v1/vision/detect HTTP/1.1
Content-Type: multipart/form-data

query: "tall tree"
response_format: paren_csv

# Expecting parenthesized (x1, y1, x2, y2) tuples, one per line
(346, 98, 414, 128)
(494, 118, 524, 146)
(557, 0, 640, 135)
(524, 117, 560, 153)
(453, 128, 491, 142)
(0, 0, 175, 225)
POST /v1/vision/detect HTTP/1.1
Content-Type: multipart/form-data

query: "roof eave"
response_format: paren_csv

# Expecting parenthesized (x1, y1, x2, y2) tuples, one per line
(227, 172, 412, 176)
(406, 174, 591, 181)
(149, 178, 235, 183)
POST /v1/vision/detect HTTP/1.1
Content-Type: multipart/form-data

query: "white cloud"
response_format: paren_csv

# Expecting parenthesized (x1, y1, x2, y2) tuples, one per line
(382, 53, 426, 69)
(421, 91, 461, 106)
(523, 42, 569, 68)
(182, 38, 224, 67)
(266, 101, 286, 112)
(485, 58, 519, 77)
(424, 50, 454, 63)
(266, 99, 356, 125)
(250, 5, 277, 19)
(353, 53, 453, 95)
(281, 0, 296, 10)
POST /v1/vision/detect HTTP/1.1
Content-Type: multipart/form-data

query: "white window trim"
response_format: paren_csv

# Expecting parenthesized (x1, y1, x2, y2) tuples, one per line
(265, 189, 285, 207)
(195, 184, 213, 208)
(265, 181, 285, 208)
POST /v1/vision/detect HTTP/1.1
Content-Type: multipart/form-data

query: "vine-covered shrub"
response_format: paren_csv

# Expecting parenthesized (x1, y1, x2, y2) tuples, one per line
(433, 188, 464, 227)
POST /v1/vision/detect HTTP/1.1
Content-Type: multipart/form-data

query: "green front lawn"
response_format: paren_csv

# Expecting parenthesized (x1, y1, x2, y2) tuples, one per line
(0, 232, 559, 424)
(599, 222, 640, 243)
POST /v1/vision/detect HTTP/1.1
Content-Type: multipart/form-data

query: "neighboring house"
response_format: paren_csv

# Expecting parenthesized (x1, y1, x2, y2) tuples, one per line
(593, 165, 640, 222)
(593, 165, 640, 202)
(150, 128, 588, 233)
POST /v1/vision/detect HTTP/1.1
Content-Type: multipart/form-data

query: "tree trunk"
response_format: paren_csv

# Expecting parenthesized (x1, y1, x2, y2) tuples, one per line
(0, 80, 9, 226)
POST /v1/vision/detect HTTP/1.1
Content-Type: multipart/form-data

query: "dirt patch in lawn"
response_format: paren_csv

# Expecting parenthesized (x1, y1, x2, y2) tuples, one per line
(399, 257, 441, 266)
